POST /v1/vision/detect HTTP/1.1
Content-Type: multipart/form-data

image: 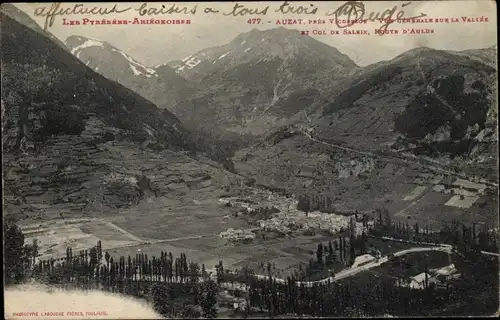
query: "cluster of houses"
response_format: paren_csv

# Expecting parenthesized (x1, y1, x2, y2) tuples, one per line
(349, 252, 460, 290)
(219, 228, 256, 244)
(403, 264, 460, 290)
(258, 210, 358, 236)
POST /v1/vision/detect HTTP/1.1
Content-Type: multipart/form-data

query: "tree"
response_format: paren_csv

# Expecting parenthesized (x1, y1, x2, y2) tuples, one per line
(149, 283, 174, 317)
(188, 262, 200, 304)
(97, 240, 103, 263)
(297, 194, 311, 216)
(199, 279, 218, 318)
(359, 231, 367, 254)
(375, 206, 390, 228)
(339, 236, 345, 263)
(4, 220, 30, 284)
(349, 216, 357, 238)
(215, 260, 224, 284)
(383, 209, 391, 228)
(188, 261, 200, 284)
(31, 238, 39, 266)
(105, 252, 110, 267)
(241, 265, 255, 315)
(201, 264, 208, 279)
(330, 246, 337, 263)
(316, 243, 324, 264)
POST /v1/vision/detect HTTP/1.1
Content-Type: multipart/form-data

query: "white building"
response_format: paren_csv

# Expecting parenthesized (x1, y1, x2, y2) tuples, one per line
(408, 272, 435, 289)
(431, 264, 460, 282)
(432, 264, 457, 277)
(351, 254, 376, 268)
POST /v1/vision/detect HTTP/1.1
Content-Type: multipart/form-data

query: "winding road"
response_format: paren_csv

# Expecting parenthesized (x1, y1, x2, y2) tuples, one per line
(250, 246, 453, 287)
(155, 238, 496, 287)
(300, 128, 498, 188)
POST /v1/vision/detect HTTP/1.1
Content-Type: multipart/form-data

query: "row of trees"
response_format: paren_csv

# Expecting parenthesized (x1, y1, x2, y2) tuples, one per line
(224, 242, 498, 317)
(243, 273, 446, 317)
(4, 220, 220, 318)
(4, 220, 39, 285)
(33, 248, 220, 318)
(300, 216, 375, 281)
(5, 217, 499, 318)
(298, 196, 498, 254)
(370, 207, 498, 253)
(297, 193, 344, 215)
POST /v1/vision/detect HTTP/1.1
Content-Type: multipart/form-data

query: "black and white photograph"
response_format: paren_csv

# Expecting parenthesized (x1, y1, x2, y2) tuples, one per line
(2, 1, 498, 318)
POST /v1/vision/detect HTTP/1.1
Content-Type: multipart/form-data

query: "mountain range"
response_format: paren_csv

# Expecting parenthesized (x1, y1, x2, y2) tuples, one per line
(64, 35, 194, 109)
(66, 27, 496, 148)
(232, 44, 498, 195)
(64, 28, 497, 153)
(65, 27, 359, 134)
(1, 5, 240, 222)
(2, 4, 497, 222)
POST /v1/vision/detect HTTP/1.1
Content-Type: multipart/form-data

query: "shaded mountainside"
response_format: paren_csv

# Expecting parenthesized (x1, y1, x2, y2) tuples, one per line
(64, 35, 194, 109)
(2, 13, 186, 149)
(168, 27, 358, 135)
(1, 3, 69, 51)
(459, 45, 498, 67)
(233, 46, 498, 195)
(315, 47, 497, 163)
(63, 35, 249, 167)
(1, 11, 242, 222)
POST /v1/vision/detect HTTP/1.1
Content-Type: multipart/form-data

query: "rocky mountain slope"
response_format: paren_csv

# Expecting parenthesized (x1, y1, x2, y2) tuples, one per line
(1, 10, 242, 222)
(459, 45, 497, 67)
(168, 27, 355, 82)
(1, 3, 68, 51)
(169, 27, 358, 134)
(64, 35, 193, 109)
(66, 27, 358, 135)
(233, 46, 498, 194)
(316, 47, 498, 166)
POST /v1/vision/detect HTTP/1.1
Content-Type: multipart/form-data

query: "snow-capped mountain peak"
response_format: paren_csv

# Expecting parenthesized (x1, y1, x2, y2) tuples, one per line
(112, 48, 156, 78)
(163, 27, 356, 81)
(65, 35, 158, 78)
(69, 37, 104, 56)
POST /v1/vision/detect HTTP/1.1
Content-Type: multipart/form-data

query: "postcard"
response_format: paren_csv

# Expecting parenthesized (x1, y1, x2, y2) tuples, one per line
(2, 1, 498, 318)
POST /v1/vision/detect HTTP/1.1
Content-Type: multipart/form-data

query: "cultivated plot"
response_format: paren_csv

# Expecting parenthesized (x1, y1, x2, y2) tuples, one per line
(22, 219, 144, 260)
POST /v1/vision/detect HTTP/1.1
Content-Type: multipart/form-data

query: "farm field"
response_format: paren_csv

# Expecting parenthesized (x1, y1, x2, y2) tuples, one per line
(22, 172, 496, 278)
(105, 190, 249, 240)
(103, 232, 336, 277)
(235, 131, 498, 230)
(19, 159, 496, 281)
(22, 219, 143, 260)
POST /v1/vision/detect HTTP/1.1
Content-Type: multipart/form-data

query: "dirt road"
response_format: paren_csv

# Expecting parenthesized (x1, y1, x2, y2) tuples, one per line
(301, 129, 498, 188)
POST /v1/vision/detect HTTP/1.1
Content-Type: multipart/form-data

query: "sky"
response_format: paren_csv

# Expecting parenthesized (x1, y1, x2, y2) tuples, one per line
(13, 1, 498, 67)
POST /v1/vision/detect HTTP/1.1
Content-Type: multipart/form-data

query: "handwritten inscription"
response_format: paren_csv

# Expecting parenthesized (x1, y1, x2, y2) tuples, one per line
(31, 1, 438, 36)
(223, 3, 270, 16)
(328, 1, 427, 35)
(135, 3, 198, 16)
(275, 1, 318, 15)
(34, 3, 130, 30)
